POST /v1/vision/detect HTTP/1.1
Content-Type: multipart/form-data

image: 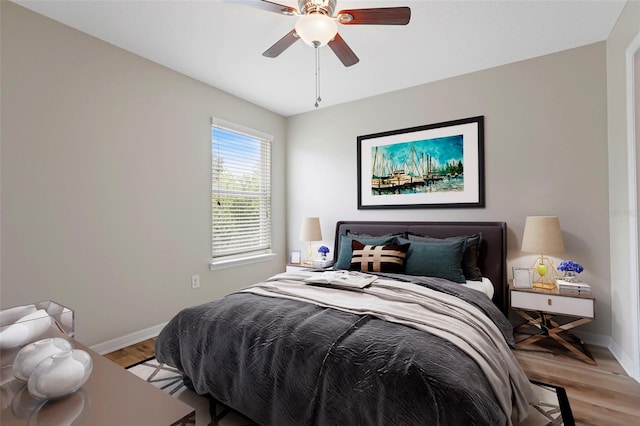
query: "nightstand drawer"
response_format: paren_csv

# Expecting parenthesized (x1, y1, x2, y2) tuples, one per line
(511, 291, 594, 318)
(286, 264, 310, 272)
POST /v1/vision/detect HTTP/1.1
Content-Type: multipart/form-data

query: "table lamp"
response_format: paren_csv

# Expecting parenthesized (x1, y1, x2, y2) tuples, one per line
(299, 217, 322, 265)
(521, 216, 565, 289)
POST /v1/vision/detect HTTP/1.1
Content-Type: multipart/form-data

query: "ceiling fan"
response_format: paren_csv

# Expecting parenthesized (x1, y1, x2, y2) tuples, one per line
(255, 0, 411, 67)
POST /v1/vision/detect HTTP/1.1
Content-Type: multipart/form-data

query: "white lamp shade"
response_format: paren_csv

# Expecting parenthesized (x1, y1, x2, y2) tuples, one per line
(299, 217, 322, 241)
(295, 14, 338, 47)
(521, 216, 565, 254)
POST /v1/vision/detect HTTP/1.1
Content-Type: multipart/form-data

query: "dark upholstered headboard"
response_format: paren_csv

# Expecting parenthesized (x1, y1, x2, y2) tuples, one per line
(333, 221, 508, 314)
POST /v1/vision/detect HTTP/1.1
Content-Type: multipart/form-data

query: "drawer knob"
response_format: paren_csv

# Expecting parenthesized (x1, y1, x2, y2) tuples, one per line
(548, 298, 552, 306)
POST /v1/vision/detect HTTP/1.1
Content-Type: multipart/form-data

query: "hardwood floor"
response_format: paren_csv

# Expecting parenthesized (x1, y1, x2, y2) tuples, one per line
(104, 337, 156, 367)
(513, 340, 640, 426)
(107, 337, 640, 425)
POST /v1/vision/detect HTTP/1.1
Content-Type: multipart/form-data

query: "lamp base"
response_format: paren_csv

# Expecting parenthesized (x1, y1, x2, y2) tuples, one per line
(530, 256, 558, 290)
(533, 281, 556, 290)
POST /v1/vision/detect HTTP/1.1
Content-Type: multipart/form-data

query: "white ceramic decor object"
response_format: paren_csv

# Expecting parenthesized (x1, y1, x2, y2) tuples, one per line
(27, 349, 92, 400)
(0, 310, 52, 350)
(12, 338, 73, 382)
(0, 304, 37, 326)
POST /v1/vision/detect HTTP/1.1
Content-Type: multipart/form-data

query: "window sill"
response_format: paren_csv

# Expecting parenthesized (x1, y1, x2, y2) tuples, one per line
(210, 253, 277, 271)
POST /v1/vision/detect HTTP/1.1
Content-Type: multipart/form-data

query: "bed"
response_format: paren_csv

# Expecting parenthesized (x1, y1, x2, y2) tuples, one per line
(155, 221, 535, 425)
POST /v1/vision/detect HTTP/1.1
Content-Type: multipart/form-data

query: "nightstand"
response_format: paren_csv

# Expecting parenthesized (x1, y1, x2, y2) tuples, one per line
(285, 263, 334, 273)
(509, 282, 596, 365)
(286, 263, 312, 272)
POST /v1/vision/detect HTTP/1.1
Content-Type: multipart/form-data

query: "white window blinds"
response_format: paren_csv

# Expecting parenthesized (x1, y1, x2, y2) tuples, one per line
(211, 122, 272, 262)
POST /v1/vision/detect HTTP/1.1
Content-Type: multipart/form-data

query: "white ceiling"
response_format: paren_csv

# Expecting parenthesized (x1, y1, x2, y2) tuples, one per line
(14, 0, 626, 117)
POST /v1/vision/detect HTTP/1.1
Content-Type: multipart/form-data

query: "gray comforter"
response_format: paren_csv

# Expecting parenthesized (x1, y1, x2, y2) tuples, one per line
(155, 272, 534, 426)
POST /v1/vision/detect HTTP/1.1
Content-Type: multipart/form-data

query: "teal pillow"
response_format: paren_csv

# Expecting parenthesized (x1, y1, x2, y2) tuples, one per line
(408, 233, 483, 281)
(397, 236, 466, 283)
(334, 235, 396, 270)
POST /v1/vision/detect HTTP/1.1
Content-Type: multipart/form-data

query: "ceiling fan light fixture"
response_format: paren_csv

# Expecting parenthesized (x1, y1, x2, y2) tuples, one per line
(295, 13, 338, 47)
(298, 0, 336, 15)
(337, 13, 353, 23)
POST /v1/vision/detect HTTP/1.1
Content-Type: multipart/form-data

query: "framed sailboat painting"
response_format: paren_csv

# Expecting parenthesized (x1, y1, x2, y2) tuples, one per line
(357, 116, 485, 209)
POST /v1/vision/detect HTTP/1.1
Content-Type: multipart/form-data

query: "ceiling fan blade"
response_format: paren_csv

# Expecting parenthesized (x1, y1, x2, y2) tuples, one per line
(328, 33, 359, 67)
(254, 0, 298, 15)
(262, 29, 300, 58)
(337, 7, 411, 25)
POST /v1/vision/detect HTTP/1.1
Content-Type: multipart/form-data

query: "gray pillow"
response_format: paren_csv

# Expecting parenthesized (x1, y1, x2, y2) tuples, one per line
(334, 234, 397, 270)
(408, 233, 483, 281)
(398, 236, 466, 283)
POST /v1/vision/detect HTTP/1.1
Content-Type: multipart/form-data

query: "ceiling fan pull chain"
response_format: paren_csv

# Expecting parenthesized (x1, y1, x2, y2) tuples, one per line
(314, 44, 321, 108)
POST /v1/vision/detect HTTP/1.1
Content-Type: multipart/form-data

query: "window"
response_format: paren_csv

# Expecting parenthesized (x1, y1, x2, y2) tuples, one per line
(211, 119, 272, 267)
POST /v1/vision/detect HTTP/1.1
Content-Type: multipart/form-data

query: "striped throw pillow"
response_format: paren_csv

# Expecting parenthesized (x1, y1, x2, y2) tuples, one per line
(350, 240, 410, 273)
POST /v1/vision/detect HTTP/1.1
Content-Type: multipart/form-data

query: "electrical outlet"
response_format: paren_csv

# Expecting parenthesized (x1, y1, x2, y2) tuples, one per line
(191, 275, 200, 289)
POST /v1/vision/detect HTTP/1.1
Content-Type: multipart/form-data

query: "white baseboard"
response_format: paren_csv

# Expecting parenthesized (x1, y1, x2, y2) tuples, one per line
(573, 330, 611, 348)
(90, 322, 167, 355)
(609, 337, 639, 381)
(576, 330, 639, 382)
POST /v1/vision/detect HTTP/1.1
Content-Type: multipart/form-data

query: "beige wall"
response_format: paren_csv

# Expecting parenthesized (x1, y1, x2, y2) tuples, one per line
(0, 2, 287, 346)
(286, 42, 611, 338)
(607, 0, 640, 380)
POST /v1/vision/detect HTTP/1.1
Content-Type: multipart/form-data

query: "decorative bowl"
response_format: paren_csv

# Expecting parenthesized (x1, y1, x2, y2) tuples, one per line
(12, 338, 73, 382)
(27, 349, 92, 400)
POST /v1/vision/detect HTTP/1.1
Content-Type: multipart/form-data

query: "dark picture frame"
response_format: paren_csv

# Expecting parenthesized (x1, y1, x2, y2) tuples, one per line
(357, 116, 485, 209)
